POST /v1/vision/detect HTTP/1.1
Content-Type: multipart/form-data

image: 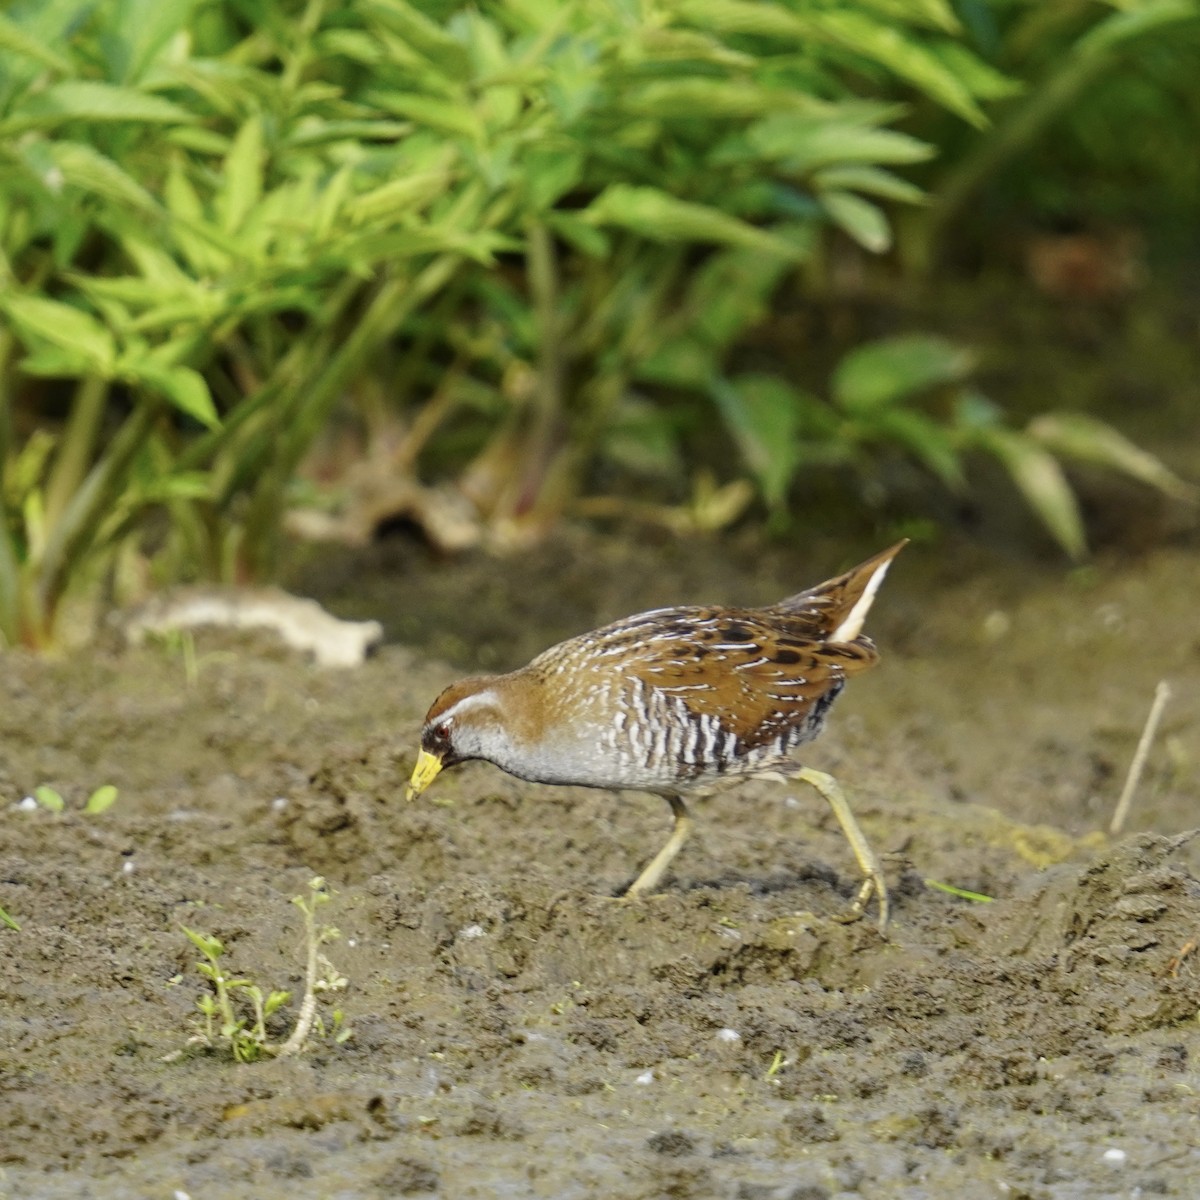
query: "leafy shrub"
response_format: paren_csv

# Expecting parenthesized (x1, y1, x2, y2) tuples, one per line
(0, 0, 1191, 645)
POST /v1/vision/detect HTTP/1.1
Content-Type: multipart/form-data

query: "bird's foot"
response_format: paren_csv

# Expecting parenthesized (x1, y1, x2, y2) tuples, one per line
(833, 870, 890, 937)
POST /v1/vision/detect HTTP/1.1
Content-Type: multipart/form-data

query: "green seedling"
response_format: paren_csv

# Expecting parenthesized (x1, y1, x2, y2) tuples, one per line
(180, 876, 351, 1062)
(84, 785, 119, 814)
(30, 784, 119, 814)
(33, 786, 65, 813)
(0, 904, 19, 931)
(765, 1050, 790, 1079)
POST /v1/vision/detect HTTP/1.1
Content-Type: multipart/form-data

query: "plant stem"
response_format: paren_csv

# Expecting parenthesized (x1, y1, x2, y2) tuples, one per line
(43, 375, 109, 533)
(0, 329, 18, 644)
(274, 899, 320, 1059)
(33, 400, 158, 644)
(522, 220, 565, 517)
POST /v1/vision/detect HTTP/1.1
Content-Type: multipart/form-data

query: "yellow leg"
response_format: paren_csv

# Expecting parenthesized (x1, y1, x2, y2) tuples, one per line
(793, 767, 889, 934)
(625, 795, 693, 897)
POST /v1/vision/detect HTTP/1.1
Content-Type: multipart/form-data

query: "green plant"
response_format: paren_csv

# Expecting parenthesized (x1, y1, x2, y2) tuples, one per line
(0, 0, 513, 645)
(3, 0, 1189, 643)
(712, 333, 1195, 555)
(0, 0, 1011, 645)
(180, 876, 350, 1062)
(29, 783, 119, 813)
(903, 0, 1200, 269)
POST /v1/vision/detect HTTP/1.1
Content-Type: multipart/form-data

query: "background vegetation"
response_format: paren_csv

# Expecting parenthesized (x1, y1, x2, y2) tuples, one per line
(1, 0, 1197, 646)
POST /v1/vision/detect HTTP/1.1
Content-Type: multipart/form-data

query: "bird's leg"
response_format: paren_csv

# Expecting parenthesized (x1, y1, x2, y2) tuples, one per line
(624, 794, 693, 897)
(792, 767, 889, 934)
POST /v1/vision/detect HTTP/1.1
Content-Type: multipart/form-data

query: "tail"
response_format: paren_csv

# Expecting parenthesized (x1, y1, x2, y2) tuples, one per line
(772, 540, 907, 643)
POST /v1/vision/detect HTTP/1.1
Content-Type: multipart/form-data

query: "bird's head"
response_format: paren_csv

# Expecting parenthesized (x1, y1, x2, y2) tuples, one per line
(405, 676, 512, 800)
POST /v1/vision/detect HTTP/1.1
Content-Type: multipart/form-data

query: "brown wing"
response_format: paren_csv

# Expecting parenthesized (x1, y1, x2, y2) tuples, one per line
(626, 606, 878, 750)
(528, 541, 902, 762)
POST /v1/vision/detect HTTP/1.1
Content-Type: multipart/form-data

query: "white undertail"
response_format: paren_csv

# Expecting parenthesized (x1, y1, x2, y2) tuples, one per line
(828, 557, 894, 644)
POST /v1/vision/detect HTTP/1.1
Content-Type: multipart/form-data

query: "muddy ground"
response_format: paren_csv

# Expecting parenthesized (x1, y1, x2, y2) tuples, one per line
(2, 528, 1199, 1199)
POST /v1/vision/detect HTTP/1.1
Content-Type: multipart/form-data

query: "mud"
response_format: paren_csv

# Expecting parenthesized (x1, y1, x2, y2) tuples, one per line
(2, 532, 1199, 1198)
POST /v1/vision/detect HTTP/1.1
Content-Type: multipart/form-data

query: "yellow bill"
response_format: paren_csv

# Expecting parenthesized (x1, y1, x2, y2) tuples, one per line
(406, 749, 444, 801)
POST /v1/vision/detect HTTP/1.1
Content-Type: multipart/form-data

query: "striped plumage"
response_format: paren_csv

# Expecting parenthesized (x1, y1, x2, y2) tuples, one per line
(407, 541, 905, 930)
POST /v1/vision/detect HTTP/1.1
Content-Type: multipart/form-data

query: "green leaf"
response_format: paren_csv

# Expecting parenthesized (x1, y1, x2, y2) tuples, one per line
(165, 126, 232, 155)
(45, 141, 161, 214)
(545, 213, 609, 258)
(360, 0, 471, 73)
(583, 185, 802, 258)
(84, 785, 119, 814)
(345, 169, 456, 224)
(367, 90, 484, 140)
(860, 0, 961, 34)
(684, 247, 792, 346)
(814, 164, 925, 204)
(820, 191, 892, 253)
(807, 11, 989, 127)
(675, 0, 806, 38)
(0, 12, 74, 74)
(127, 362, 220, 428)
(975, 427, 1087, 560)
(34, 786, 65, 813)
(142, 471, 213, 501)
(15, 345, 95, 377)
(2, 295, 117, 376)
(182, 926, 225, 959)
(711, 374, 806, 510)
(1027, 413, 1198, 503)
(522, 146, 583, 211)
(866, 409, 965, 490)
(163, 160, 230, 275)
(1077, 0, 1200, 60)
(926, 41, 1020, 102)
(639, 335, 720, 390)
(104, 0, 199, 83)
(217, 115, 265, 236)
(622, 79, 783, 119)
(9, 80, 198, 130)
(749, 114, 934, 173)
(834, 336, 974, 412)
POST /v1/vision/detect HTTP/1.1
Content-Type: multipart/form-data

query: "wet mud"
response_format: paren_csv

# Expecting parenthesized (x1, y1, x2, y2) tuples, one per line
(2, 532, 1199, 1198)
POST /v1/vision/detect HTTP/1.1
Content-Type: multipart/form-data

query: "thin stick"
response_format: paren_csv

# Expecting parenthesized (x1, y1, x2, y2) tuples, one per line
(1109, 680, 1172, 836)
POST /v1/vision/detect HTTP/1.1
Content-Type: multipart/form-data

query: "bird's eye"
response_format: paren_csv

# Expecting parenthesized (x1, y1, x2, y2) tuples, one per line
(434, 722, 451, 742)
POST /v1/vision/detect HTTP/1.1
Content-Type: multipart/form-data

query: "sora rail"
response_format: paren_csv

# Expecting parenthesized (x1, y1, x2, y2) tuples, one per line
(407, 541, 905, 930)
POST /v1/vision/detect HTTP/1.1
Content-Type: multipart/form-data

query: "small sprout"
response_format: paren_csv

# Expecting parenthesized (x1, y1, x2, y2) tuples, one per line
(0, 904, 19, 931)
(33, 786, 65, 813)
(84, 785, 119, 814)
(765, 1050, 789, 1079)
(28, 784, 119, 815)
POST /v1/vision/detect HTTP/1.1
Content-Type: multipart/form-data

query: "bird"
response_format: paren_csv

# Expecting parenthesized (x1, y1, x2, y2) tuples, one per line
(406, 541, 906, 931)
